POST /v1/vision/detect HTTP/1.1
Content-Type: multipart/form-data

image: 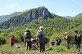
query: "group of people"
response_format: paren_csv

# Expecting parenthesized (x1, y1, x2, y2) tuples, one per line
(9, 26, 82, 54)
(10, 26, 47, 52)
(64, 31, 81, 54)
(11, 26, 47, 52)
(23, 26, 49, 52)
(51, 30, 82, 54)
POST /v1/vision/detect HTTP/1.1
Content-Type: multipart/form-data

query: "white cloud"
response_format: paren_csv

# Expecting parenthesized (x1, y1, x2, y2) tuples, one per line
(6, 2, 19, 10)
(73, 0, 80, 3)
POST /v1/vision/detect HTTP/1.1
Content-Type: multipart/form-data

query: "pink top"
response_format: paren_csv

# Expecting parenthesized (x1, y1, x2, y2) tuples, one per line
(10, 37, 15, 43)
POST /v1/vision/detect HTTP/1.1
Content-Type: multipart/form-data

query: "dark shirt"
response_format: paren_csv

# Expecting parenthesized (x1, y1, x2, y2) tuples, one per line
(75, 34, 81, 43)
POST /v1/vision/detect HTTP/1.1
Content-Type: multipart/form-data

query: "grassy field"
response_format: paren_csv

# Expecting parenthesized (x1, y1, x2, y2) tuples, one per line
(0, 43, 82, 54)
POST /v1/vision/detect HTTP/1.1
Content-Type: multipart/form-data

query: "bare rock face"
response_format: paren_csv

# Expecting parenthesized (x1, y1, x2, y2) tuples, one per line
(26, 6, 52, 20)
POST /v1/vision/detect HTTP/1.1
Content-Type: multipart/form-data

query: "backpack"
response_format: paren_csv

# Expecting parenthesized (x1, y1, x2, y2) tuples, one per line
(45, 37, 49, 44)
(58, 39, 61, 43)
(38, 30, 44, 39)
(75, 34, 81, 42)
(25, 32, 31, 39)
(56, 38, 61, 45)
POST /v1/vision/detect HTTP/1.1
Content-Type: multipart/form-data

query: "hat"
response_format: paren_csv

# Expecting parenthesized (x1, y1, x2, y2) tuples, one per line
(64, 32, 68, 35)
(25, 29, 29, 31)
(25, 28, 31, 32)
(39, 26, 43, 30)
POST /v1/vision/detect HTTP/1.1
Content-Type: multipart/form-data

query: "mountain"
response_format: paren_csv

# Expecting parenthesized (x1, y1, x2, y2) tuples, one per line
(63, 16, 72, 19)
(0, 6, 80, 29)
(0, 12, 21, 23)
(0, 6, 53, 28)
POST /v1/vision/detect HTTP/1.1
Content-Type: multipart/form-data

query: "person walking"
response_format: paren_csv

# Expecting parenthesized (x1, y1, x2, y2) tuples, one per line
(64, 32, 71, 49)
(24, 29, 32, 50)
(36, 26, 46, 52)
(10, 35, 15, 47)
(74, 31, 81, 54)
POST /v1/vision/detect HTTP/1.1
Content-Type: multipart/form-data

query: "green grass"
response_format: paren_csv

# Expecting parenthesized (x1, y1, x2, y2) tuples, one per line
(0, 43, 82, 54)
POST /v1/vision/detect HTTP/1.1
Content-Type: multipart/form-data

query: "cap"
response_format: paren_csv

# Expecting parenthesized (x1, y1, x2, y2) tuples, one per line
(39, 26, 43, 30)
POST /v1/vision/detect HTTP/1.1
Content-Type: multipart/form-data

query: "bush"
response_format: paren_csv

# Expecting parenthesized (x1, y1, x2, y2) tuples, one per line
(1, 39, 6, 44)
(14, 35, 21, 43)
(0, 38, 6, 44)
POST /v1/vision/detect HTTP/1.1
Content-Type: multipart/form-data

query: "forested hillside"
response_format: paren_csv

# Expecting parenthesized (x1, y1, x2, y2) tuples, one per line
(72, 13, 82, 23)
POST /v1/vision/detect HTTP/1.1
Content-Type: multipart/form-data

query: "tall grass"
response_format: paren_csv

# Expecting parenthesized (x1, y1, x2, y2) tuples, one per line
(0, 43, 82, 54)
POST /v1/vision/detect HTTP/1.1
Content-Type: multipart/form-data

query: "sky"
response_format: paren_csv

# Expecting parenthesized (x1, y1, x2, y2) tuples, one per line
(0, 0, 82, 17)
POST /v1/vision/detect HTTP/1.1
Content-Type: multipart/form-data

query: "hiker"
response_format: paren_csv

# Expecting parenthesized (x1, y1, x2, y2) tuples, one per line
(51, 40, 55, 46)
(74, 30, 81, 54)
(80, 31, 82, 43)
(36, 26, 46, 52)
(24, 29, 32, 50)
(64, 32, 71, 49)
(56, 37, 61, 45)
(31, 37, 38, 50)
(35, 36, 39, 49)
(10, 35, 15, 47)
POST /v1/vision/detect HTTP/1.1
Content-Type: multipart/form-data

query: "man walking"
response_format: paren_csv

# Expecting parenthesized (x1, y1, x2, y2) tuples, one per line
(74, 31, 81, 54)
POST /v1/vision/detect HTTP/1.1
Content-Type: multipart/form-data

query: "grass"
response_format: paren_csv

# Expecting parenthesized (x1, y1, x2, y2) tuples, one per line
(0, 43, 82, 54)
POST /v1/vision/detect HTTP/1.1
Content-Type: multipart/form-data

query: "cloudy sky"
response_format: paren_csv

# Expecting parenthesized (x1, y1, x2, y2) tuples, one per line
(0, 0, 82, 16)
